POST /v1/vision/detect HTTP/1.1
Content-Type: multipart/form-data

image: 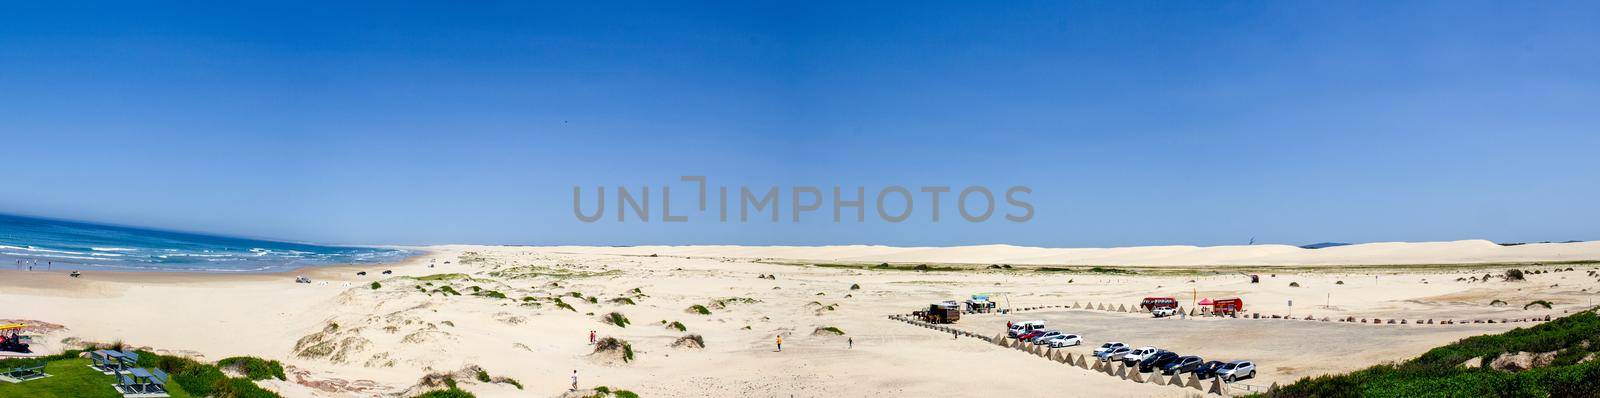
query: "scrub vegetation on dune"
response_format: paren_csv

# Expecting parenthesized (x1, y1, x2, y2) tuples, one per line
(1259, 308, 1600, 397)
(217, 356, 287, 381)
(604, 312, 631, 327)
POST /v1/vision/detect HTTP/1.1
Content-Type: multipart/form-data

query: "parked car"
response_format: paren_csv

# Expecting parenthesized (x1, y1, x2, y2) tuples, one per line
(1044, 334, 1082, 348)
(1138, 351, 1181, 373)
(1093, 342, 1127, 356)
(1121, 347, 1163, 366)
(1216, 361, 1256, 382)
(1017, 330, 1047, 342)
(1029, 330, 1064, 345)
(1008, 320, 1045, 337)
(1152, 307, 1179, 317)
(1098, 346, 1132, 362)
(1194, 360, 1227, 379)
(1161, 356, 1204, 375)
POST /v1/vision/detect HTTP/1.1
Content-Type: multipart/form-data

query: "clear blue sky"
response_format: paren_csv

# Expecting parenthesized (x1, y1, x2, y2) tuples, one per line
(2, 2, 1596, 247)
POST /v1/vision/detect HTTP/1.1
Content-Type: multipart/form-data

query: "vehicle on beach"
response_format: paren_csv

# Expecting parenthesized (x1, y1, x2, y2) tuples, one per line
(1216, 361, 1257, 382)
(1210, 297, 1245, 316)
(1007, 320, 1045, 337)
(0, 323, 32, 353)
(1098, 346, 1133, 362)
(915, 302, 962, 323)
(1093, 342, 1127, 356)
(1028, 330, 1063, 345)
(1194, 360, 1227, 379)
(1043, 334, 1082, 348)
(1138, 351, 1181, 373)
(1121, 347, 1163, 366)
(1016, 328, 1051, 341)
(1152, 307, 1179, 318)
(1139, 297, 1178, 311)
(1160, 356, 1204, 375)
(965, 294, 996, 313)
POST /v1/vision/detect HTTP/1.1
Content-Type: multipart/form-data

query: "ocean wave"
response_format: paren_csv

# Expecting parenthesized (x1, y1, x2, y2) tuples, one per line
(91, 247, 138, 252)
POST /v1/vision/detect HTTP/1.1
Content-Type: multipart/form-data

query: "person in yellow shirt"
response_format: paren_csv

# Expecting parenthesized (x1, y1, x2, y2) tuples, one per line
(776, 335, 783, 352)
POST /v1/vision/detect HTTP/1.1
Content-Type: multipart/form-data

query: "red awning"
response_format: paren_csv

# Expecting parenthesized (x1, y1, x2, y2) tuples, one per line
(1198, 298, 1214, 305)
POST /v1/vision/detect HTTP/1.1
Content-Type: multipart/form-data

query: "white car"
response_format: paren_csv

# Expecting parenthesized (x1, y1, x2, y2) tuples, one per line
(1152, 308, 1178, 317)
(1044, 334, 1082, 348)
(1216, 361, 1256, 382)
(1121, 347, 1162, 366)
(1093, 342, 1127, 356)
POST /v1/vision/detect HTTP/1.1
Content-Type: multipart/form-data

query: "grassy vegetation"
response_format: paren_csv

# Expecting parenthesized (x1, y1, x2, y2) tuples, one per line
(610, 297, 636, 305)
(415, 388, 476, 398)
(217, 356, 286, 381)
(594, 338, 635, 363)
(486, 264, 619, 280)
(472, 289, 507, 299)
(1525, 300, 1553, 310)
(666, 321, 687, 332)
(369, 281, 381, 290)
(604, 312, 632, 328)
(814, 326, 846, 335)
(687, 304, 711, 315)
(0, 349, 285, 398)
(1258, 308, 1600, 397)
(414, 273, 474, 281)
(584, 386, 641, 398)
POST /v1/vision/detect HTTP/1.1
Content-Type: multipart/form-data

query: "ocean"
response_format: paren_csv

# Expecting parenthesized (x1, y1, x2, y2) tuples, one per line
(0, 214, 411, 272)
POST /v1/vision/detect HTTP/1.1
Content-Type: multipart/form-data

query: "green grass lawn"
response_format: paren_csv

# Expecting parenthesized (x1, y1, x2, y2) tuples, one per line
(0, 358, 193, 398)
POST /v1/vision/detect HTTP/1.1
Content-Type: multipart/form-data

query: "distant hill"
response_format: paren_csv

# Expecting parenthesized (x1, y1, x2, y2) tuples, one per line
(1299, 242, 1352, 249)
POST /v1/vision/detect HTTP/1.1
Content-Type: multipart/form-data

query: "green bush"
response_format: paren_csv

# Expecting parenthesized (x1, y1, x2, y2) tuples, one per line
(370, 282, 381, 290)
(217, 356, 287, 381)
(605, 312, 631, 327)
(1263, 309, 1600, 397)
(687, 304, 711, 315)
(416, 388, 476, 398)
(475, 368, 491, 382)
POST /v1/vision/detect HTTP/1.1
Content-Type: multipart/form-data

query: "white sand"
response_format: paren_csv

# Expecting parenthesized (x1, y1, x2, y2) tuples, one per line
(2, 241, 1595, 397)
(544, 240, 1600, 266)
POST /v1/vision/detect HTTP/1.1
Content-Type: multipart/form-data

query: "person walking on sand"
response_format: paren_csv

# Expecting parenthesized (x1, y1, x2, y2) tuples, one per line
(589, 330, 596, 345)
(570, 370, 578, 391)
(848, 337, 853, 349)
(776, 335, 783, 352)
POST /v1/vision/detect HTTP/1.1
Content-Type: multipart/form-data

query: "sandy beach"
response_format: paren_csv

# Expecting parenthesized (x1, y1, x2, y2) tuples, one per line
(4, 242, 1598, 397)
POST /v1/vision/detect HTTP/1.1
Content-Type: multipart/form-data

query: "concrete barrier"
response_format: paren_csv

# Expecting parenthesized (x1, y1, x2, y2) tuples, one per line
(1207, 377, 1227, 396)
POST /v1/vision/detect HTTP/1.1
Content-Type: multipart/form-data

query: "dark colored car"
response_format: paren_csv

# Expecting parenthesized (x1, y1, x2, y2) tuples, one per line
(1161, 355, 1204, 375)
(1017, 330, 1045, 341)
(1194, 360, 1227, 379)
(1139, 351, 1180, 373)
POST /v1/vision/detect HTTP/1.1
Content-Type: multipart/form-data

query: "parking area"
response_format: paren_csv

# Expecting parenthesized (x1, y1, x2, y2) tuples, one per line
(952, 309, 1516, 385)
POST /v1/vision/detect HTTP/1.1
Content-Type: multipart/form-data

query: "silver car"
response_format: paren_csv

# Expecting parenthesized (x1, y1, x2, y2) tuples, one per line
(1216, 360, 1256, 382)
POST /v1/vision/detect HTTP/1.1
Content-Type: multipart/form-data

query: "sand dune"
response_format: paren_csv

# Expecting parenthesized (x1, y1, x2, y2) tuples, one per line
(544, 240, 1600, 266)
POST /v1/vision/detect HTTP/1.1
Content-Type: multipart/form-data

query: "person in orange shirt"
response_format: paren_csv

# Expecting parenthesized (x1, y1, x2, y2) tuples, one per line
(776, 335, 783, 352)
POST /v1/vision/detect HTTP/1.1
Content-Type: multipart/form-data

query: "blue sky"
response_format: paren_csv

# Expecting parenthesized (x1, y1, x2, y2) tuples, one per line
(2, 1, 1597, 247)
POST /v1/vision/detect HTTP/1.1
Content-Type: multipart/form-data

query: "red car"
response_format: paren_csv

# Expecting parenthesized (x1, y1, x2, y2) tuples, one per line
(1017, 330, 1046, 341)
